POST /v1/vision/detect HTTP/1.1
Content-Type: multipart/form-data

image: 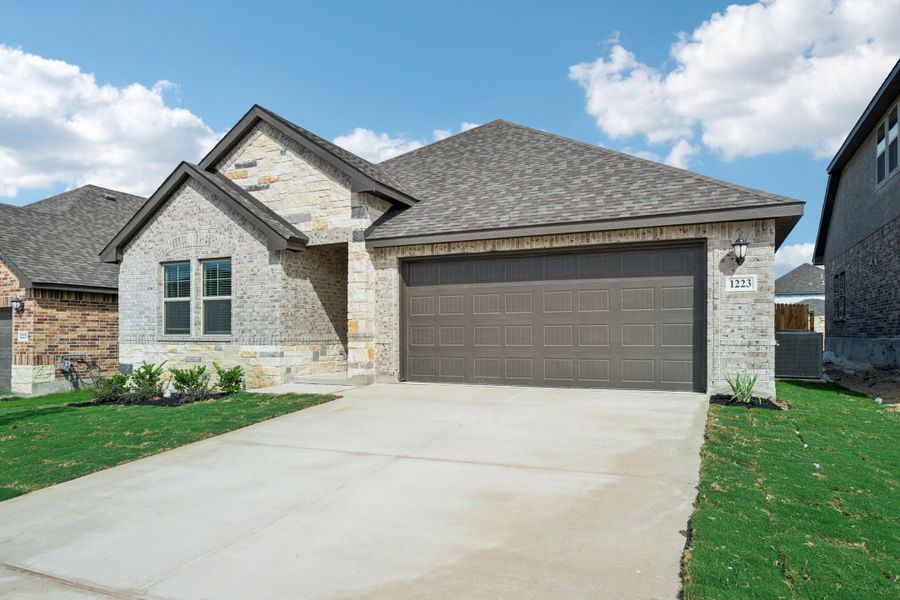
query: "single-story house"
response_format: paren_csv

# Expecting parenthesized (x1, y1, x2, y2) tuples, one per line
(814, 58, 900, 368)
(102, 105, 804, 396)
(0, 186, 145, 395)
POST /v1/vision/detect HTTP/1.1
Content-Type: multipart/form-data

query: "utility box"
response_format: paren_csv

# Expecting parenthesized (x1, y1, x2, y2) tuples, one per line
(775, 332, 824, 379)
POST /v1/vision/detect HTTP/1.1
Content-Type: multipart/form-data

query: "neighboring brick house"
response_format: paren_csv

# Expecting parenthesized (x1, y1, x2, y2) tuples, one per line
(103, 105, 804, 396)
(775, 263, 825, 333)
(814, 59, 900, 368)
(0, 186, 144, 395)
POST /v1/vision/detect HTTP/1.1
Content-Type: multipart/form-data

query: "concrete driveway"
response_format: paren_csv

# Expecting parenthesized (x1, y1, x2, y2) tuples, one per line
(0, 383, 707, 599)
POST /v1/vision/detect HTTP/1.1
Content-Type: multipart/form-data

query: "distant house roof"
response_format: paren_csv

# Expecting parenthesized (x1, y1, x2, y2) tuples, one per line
(0, 186, 145, 292)
(198, 104, 417, 207)
(814, 59, 900, 264)
(775, 263, 825, 295)
(368, 120, 804, 246)
(806, 298, 825, 316)
(101, 162, 308, 263)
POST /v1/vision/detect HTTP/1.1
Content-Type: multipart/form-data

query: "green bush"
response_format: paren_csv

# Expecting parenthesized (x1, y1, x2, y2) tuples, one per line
(169, 365, 211, 399)
(92, 373, 130, 401)
(725, 372, 759, 404)
(214, 363, 244, 394)
(130, 361, 165, 398)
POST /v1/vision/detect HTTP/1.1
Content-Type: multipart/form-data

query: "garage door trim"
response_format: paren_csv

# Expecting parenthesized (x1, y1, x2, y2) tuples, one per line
(399, 240, 707, 391)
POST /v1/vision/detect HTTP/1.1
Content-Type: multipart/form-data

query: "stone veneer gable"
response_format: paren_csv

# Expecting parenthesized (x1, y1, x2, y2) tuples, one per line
(214, 121, 354, 245)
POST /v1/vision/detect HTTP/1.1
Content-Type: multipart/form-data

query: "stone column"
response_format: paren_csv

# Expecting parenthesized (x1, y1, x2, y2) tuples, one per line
(346, 194, 379, 383)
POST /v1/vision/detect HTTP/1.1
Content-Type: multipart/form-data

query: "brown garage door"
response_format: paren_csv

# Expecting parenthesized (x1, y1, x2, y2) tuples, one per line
(0, 309, 11, 392)
(401, 244, 705, 392)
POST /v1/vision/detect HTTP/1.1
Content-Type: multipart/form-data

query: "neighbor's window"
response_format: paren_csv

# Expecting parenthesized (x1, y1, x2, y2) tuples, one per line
(202, 259, 232, 335)
(877, 104, 899, 184)
(834, 271, 846, 321)
(163, 262, 191, 334)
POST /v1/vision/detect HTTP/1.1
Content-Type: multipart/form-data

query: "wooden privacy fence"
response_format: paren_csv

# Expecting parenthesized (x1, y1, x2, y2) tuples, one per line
(775, 303, 814, 331)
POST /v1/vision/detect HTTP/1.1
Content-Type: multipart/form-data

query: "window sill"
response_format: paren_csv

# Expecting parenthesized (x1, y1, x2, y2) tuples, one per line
(158, 334, 233, 343)
(876, 166, 900, 190)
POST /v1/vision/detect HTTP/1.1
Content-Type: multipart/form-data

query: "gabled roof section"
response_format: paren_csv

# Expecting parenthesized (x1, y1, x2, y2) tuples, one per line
(101, 162, 308, 263)
(368, 120, 804, 247)
(198, 105, 418, 206)
(0, 186, 145, 291)
(814, 59, 900, 264)
(775, 263, 825, 295)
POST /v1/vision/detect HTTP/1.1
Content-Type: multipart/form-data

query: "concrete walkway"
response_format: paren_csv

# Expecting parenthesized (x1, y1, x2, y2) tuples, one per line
(0, 383, 708, 599)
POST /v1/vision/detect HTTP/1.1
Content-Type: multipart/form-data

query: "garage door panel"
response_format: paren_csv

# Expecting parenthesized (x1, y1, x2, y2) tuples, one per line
(402, 245, 704, 391)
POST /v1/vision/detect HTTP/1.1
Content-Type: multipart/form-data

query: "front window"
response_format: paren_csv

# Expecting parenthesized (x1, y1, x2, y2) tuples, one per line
(202, 259, 232, 335)
(834, 271, 846, 321)
(163, 262, 191, 334)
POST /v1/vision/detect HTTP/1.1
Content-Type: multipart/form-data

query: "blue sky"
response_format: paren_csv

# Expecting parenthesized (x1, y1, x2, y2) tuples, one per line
(1, 0, 897, 273)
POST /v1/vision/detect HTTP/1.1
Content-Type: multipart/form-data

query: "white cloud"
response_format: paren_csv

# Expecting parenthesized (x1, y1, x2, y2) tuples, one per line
(664, 139, 699, 169)
(0, 45, 219, 200)
(775, 242, 816, 276)
(332, 128, 425, 163)
(336, 122, 481, 162)
(569, 0, 900, 160)
(432, 128, 453, 141)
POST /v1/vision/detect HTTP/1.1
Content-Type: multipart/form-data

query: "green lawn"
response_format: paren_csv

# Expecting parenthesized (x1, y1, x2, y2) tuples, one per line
(0, 390, 335, 502)
(683, 381, 900, 599)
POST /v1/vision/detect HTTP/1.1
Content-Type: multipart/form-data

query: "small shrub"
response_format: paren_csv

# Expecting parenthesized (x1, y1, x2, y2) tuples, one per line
(169, 365, 211, 399)
(130, 361, 165, 398)
(93, 373, 130, 401)
(214, 362, 244, 394)
(725, 373, 759, 404)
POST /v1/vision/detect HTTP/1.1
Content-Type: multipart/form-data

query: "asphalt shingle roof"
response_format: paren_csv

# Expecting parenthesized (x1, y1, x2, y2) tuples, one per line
(370, 120, 802, 240)
(775, 263, 825, 295)
(0, 185, 145, 290)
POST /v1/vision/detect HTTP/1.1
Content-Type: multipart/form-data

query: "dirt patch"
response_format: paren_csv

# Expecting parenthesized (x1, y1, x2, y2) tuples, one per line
(824, 366, 900, 404)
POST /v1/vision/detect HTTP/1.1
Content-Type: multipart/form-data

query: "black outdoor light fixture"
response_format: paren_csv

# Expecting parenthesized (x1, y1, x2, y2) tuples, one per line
(10, 296, 24, 314)
(732, 232, 749, 266)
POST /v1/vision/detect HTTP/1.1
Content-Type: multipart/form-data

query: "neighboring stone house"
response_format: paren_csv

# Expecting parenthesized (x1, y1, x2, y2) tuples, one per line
(814, 59, 900, 368)
(775, 263, 825, 333)
(104, 105, 804, 396)
(0, 186, 145, 395)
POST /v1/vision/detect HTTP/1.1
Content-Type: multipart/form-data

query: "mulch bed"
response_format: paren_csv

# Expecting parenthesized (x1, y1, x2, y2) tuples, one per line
(709, 394, 788, 410)
(69, 392, 227, 408)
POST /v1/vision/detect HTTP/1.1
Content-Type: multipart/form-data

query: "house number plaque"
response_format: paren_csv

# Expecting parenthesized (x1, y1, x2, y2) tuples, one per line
(726, 274, 757, 292)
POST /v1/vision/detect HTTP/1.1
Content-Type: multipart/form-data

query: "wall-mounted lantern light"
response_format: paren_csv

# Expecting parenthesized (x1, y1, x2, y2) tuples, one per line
(731, 232, 749, 266)
(10, 296, 24, 314)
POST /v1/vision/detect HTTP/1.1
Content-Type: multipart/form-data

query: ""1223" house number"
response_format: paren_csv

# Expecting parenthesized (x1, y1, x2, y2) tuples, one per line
(726, 274, 758, 292)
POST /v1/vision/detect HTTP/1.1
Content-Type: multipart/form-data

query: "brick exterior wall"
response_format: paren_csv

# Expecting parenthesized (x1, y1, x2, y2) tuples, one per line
(118, 177, 348, 388)
(825, 214, 900, 367)
(370, 219, 777, 396)
(0, 257, 118, 395)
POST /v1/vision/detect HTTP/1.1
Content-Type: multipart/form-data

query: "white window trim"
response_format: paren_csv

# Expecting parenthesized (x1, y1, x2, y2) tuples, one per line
(201, 258, 232, 336)
(876, 103, 899, 188)
(162, 261, 191, 336)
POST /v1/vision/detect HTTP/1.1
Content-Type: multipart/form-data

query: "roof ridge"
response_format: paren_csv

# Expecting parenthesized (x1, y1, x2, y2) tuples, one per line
(494, 119, 802, 206)
(378, 119, 503, 165)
